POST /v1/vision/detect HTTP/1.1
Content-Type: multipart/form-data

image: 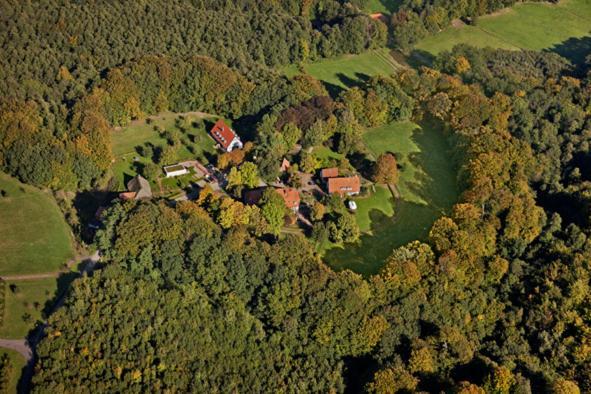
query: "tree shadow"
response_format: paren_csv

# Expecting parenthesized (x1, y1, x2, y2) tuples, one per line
(73, 190, 118, 243)
(321, 80, 346, 98)
(336, 72, 360, 89)
(325, 119, 460, 276)
(408, 49, 436, 69)
(546, 34, 591, 74)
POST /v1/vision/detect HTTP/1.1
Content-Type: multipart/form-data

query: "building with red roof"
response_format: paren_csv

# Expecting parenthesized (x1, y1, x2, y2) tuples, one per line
(327, 176, 360, 196)
(209, 119, 243, 152)
(320, 167, 339, 179)
(276, 187, 300, 212)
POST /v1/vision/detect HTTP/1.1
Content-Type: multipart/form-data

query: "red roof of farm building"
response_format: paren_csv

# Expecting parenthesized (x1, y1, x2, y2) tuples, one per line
(210, 119, 237, 151)
(327, 176, 360, 195)
(321, 167, 339, 178)
(276, 188, 300, 210)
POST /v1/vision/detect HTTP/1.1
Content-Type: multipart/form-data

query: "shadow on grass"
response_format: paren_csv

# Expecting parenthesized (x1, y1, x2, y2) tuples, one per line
(407, 49, 436, 69)
(324, 119, 459, 276)
(546, 34, 591, 75)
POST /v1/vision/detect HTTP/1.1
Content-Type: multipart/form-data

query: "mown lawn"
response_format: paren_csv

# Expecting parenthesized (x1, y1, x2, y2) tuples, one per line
(352, 185, 395, 233)
(0, 278, 58, 339)
(0, 348, 26, 393)
(283, 49, 403, 94)
(325, 120, 459, 276)
(0, 173, 74, 276)
(111, 112, 217, 189)
(415, 0, 591, 65)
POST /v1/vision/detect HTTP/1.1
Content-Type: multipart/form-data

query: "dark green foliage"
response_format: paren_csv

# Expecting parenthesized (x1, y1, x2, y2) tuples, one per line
(33, 202, 387, 392)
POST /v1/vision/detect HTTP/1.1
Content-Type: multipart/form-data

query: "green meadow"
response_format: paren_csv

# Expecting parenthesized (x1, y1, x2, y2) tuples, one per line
(0, 174, 74, 276)
(416, 0, 591, 65)
(283, 49, 402, 94)
(1, 278, 59, 339)
(325, 120, 459, 276)
(111, 112, 217, 189)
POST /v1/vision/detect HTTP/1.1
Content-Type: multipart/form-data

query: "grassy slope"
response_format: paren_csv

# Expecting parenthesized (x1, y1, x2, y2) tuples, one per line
(1, 278, 58, 339)
(283, 49, 402, 93)
(416, 0, 591, 60)
(111, 112, 216, 189)
(0, 174, 74, 276)
(325, 120, 459, 276)
(353, 185, 395, 233)
(0, 348, 26, 393)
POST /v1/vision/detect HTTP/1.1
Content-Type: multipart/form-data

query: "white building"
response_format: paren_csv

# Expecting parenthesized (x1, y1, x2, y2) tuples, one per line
(163, 164, 189, 178)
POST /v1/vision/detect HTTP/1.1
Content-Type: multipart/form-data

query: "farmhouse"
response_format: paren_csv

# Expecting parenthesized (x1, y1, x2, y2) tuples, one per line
(209, 119, 243, 152)
(119, 175, 152, 200)
(276, 187, 300, 212)
(321, 167, 339, 179)
(327, 176, 360, 196)
(163, 164, 189, 178)
(244, 187, 300, 212)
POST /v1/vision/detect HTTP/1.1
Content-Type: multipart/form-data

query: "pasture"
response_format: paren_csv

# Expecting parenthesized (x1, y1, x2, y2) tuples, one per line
(111, 112, 217, 189)
(0, 174, 74, 276)
(325, 120, 459, 276)
(415, 0, 591, 65)
(0, 278, 59, 339)
(283, 49, 402, 94)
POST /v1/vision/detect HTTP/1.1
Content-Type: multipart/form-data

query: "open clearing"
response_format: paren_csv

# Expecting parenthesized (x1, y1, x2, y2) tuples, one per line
(325, 120, 459, 276)
(283, 49, 403, 95)
(362, 0, 401, 14)
(111, 112, 217, 189)
(0, 278, 58, 339)
(0, 174, 74, 276)
(415, 0, 591, 65)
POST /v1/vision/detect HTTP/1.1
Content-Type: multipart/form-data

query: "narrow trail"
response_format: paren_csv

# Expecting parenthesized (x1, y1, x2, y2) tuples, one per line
(0, 339, 32, 362)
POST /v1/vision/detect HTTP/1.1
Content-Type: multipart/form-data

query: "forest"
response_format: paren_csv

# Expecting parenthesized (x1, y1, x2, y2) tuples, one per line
(1, 0, 590, 393)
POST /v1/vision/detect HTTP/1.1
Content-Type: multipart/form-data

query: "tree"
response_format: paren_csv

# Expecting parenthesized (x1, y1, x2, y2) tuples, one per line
(373, 153, 398, 185)
(260, 188, 286, 235)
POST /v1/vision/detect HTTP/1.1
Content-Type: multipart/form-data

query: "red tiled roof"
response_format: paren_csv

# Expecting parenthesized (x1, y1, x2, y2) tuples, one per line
(276, 188, 300, 210)
(327, 176, 360, 195)
(321, 167, 339, 178)
(210, 119, 237, 150)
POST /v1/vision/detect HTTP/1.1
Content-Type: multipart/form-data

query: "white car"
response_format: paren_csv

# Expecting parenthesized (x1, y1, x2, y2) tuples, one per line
(347, 200, 357, 211)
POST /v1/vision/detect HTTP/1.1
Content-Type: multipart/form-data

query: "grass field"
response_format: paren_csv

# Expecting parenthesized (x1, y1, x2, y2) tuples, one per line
(415, 0, 591, 65)
(0, 348, 26, 393)
(283, 49, 402, 95)
(111, 112, 217, 189)
(362, 0, 401, 14)
(0, 278, 59, 339)
(325, 120, 459, 276)
(352, 185, 395, 233)
(0, 174, 74, 276)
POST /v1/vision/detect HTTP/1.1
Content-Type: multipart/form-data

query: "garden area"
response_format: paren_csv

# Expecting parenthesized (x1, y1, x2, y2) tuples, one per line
(414, 0, 591, 66)
(324, 120, 459, 276)
(111, 112, 217, 192)
(0, 173, 74, 276)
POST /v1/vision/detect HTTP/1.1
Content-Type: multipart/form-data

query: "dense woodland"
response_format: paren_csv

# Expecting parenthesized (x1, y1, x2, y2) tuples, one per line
(29, 47, 591, 391)
(1, 0, 590, 392)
